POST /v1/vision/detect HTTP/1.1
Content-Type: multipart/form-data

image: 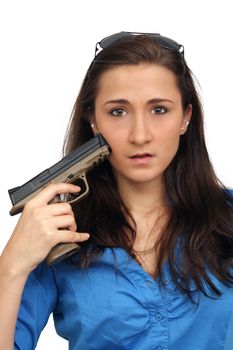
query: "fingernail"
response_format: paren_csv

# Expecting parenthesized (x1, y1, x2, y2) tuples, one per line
(73, 186, 81, 194)
(81, 233, 90, 239)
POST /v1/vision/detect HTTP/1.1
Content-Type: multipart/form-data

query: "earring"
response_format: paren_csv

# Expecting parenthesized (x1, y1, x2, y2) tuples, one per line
(91, 123, 98, 135)
(180, 120, 190, 135)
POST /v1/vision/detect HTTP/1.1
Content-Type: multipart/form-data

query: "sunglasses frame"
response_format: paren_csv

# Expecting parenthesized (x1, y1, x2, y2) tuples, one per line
(95, 31, 184, 57)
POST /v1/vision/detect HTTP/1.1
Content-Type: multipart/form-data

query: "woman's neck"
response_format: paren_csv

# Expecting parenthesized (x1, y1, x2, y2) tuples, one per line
(117, 176, 170, 250)
(118, 177, 167, 216)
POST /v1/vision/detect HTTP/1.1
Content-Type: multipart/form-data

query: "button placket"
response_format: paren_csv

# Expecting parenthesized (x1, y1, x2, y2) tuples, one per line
(121, 251, 169, 350)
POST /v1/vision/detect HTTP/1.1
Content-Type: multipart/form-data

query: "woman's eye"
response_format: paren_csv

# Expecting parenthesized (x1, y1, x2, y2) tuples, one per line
(152, 106, 167, 115)
(110, 108, 126, 117)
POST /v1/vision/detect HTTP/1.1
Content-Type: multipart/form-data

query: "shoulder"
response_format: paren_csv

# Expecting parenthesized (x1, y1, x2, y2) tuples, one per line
(23, 261, 58, 297)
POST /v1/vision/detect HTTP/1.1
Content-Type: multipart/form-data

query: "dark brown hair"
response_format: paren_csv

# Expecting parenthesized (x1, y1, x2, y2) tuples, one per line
(63, 36, 233, 298)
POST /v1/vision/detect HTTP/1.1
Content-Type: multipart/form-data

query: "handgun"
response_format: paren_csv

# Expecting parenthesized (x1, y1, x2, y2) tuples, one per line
(8, 133, 111, 264)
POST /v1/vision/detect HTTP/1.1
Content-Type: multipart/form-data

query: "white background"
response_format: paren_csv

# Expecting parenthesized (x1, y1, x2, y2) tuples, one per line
(0, 0, 232, 348)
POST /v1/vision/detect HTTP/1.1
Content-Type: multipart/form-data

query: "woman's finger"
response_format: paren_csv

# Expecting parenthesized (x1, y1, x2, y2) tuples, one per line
(42, 202, 75, 217)
(51, 215, 77, 232)
(26, 183, 81, 208)
(54, 230, 90, 244)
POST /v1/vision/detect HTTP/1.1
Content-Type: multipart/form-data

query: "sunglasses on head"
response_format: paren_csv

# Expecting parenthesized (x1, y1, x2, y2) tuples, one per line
(95, 31, 184, 57)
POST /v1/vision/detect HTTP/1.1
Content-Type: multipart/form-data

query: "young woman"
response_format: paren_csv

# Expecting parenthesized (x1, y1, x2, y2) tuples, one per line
(0, 32, 233, 350)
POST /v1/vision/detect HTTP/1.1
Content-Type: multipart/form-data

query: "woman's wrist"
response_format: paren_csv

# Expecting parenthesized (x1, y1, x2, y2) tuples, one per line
(0, 252, 31, 283)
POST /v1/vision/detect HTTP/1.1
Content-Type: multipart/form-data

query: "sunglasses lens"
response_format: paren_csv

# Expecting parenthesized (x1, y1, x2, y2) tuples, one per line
(152, 35, 179, 50)
(100, 32, 132, 49)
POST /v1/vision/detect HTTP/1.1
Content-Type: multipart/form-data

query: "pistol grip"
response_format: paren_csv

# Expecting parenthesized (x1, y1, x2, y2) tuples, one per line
(45, 174, 89, 264)
(45, 242, 80, 265)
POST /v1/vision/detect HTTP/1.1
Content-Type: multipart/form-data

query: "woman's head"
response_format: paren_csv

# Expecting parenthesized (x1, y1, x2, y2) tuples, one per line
(64, 32, 203, 192)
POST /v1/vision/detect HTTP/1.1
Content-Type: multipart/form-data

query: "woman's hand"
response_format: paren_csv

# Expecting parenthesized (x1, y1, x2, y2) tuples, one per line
(1, 183, 90, 276)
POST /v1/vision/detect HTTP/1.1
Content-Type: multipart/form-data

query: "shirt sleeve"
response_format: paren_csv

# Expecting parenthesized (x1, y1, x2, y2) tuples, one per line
(14, 262, 57, 350)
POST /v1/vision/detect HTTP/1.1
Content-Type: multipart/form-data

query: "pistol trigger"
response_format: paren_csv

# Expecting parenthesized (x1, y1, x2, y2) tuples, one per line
(49, 194, 63, 204)
(67, 175, 89, 204)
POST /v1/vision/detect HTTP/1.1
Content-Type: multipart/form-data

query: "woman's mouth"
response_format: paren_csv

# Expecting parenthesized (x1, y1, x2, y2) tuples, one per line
(129, 153, 153, 164)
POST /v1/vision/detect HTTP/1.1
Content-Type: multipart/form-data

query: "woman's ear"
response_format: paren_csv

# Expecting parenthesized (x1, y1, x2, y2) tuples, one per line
(180, 104, 192, 135)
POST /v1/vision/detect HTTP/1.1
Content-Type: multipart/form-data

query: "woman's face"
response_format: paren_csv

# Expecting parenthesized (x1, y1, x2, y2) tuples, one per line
(93, 64, 192, 187)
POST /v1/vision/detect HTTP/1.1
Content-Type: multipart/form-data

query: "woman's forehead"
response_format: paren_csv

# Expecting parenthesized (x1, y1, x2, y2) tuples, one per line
(95, 64, 181, 104)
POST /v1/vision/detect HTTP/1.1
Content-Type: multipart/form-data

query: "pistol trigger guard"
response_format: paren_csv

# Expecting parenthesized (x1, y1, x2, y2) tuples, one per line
(68, 173, 89, 204)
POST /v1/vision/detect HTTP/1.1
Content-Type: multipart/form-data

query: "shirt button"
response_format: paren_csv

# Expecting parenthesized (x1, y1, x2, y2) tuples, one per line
(155, 313, 163, 321)
(146, 280, 153, 287)
(162, 278, 170, 285)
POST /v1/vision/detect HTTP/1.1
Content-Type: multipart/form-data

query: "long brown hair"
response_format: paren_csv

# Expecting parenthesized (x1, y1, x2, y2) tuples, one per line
(63, 35, 233, 298)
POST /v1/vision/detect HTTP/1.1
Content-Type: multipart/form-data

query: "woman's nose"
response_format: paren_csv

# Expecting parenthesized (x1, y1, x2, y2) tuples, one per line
(128, 114, 152, 145)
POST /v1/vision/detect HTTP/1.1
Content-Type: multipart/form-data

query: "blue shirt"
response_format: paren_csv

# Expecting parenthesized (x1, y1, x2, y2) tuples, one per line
(14, 247, 233, 350)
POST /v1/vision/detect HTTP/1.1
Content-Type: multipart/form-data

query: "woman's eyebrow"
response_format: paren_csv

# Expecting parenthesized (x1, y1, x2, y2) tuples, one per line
(104, 99, 129, 105)
(147, 98, 174, 104)
(104, 98, 174, 105)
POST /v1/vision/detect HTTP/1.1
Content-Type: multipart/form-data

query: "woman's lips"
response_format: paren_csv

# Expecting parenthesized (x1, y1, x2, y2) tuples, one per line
(129, 153, 153, 164)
